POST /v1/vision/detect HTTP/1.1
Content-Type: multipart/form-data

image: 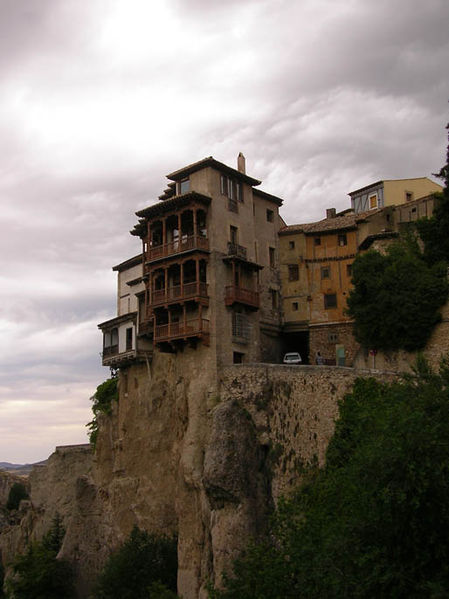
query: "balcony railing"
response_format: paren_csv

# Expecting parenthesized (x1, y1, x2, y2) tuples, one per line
(102, 345, 118, 357)
(227, 242, 247, 260)
(154, 318, 210, 342)
(147, 235, 209, 261)
(151, 282, 208, 306)
(225, 285, 259, 309)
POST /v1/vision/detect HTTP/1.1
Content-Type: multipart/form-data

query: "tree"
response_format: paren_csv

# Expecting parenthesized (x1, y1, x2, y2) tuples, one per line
(6, 483, 29, 511)
(212, 356, 449, 598)
(346, 241, 448, 351)
(92, 527, 178, 599)
(5, 515, 74, 599)
(86, 377, 118, 446)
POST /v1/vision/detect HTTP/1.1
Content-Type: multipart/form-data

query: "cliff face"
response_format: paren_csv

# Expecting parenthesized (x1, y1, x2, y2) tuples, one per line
(0, 360, 392, 598)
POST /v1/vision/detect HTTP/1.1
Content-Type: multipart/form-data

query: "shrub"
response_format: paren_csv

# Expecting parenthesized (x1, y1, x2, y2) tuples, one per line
(92, 527, 178, 599)
(86, 377, 118, 446)
(6, 483, 29, 511)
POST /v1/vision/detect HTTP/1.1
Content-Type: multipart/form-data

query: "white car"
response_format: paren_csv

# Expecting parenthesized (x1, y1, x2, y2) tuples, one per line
(283, 352, 302, 365)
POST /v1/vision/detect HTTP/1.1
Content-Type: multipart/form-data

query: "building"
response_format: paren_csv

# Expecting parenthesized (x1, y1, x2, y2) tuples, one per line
(99, 154, 284, 368)
(350, 177, 442, 214)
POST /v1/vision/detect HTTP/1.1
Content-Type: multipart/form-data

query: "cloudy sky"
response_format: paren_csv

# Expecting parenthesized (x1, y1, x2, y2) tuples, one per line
(1, 0, 448, 463)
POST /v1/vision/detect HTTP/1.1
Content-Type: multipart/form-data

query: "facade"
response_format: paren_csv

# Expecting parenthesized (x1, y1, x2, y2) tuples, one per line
(350, 177, 442, 214)
(98, 254, 153, 368)
(101, 154, 284, 367)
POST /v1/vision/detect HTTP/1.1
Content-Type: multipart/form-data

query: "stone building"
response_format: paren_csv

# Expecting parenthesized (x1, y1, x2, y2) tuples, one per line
(99, 154, 284, 368)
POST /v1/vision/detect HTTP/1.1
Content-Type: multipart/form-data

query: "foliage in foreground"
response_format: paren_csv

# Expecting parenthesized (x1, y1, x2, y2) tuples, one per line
(346, 240, 448, 351)
(91, 527, 178, 599)
(5, 514, 74, 599)
(211, 356, 449, 598)
(86, 377, 118, 446)
(6, 484, 29, 512)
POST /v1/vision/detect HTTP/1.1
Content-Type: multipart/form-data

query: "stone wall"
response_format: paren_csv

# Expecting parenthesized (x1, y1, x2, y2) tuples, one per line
(309, 321, 360, 366)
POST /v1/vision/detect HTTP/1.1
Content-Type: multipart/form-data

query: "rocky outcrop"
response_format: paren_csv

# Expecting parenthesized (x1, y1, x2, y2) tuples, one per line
(0, 360, 396, 599)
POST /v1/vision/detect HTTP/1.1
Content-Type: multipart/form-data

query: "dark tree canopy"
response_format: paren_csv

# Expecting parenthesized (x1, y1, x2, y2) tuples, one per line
(92, 527, 178, 599)
(211, 357, 449, 598)
(86, 377, 118, 446)
(346, 242, 448, 351)
(6, 482, 29, 511)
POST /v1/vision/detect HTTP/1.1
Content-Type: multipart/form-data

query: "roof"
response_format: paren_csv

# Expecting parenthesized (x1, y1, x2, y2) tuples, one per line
(348, 177, 440, 196)
(358, 232, 399, 251)
(135, 191, 212, 220)
(166, 156, 261, 186)
(112, 254, 143, 272)
(253, 187, 283, 207)
(279, 209, 382, 236)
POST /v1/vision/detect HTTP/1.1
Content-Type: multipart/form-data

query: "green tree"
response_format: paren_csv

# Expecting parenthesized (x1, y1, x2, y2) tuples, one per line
(212, 356, 449, 598)
(5, 515, 74, 599)
(6, 483, 29, 511)
(92, 527, 178, 599)
(86, 377, 118, 446)
(346, 241, 448, 351)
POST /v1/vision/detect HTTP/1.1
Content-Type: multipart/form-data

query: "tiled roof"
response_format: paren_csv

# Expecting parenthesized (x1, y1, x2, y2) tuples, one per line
(279, 209, 382, 235)
(166, 156, 261, 186)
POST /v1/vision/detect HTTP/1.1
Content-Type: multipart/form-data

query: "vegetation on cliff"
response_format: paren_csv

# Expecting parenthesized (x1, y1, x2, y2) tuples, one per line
(211, 356, 449, 598)
(5, 514, 74, 599)
(6, 483, 29, 512)
(86, 377, 118, 446)
(92, 527, 178, 599)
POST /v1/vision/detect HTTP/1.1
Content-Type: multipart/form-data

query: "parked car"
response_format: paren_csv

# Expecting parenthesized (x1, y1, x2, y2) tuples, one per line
(283, 352, 302, 364)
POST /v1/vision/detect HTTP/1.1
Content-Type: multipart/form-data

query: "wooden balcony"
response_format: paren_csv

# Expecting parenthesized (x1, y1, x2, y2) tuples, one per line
(102, 345, 118, 357)
(151, 282, 208, 307)
(154, 318, 210, 343)
(147, 235, 209, 262)
(227, 242, 247, 259)
(225, 285, 259, 309)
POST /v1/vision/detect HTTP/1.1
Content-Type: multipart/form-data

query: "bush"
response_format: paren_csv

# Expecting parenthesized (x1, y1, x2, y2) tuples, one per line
(212, 356, 449, 598)
(346, 241, 448, 351)
(5, 514, 74, 599)
(86, 377, 118, 446)
(92, 527, 178, 599)
(6, 483, 29, 511)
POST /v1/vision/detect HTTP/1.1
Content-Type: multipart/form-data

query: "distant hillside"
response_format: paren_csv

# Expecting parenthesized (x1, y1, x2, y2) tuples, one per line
(0, 460, 47, 476)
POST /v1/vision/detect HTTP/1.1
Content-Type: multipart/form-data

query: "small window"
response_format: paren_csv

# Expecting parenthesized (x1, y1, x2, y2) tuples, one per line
(269, 247, 276, 268)
(288, 264, 299, 281)
(324, 293, 337, 309)
(179, 178, 190, 194)
(292, 302, 299, 311)
(321, 266, 330, 279)
(270, 289, 278, 309)
(230, 226, 238, 244)
(289, 240, 295, 250)
(266, 209, 274, 222)
(328, 332, 338, 343)
(346, 263, 352, 277)
(369, 194, 378, 209)
(405, 191, 413, 202)
(314, 237, 321, 246)
(220, 175, 227, 195)
(233, 351, 244, 364)
(338, 234, 347, 247)
(236, 182, 243, 202)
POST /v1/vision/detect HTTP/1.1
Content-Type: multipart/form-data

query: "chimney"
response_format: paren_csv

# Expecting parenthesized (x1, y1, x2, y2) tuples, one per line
(326, 208, 337, 219)
(237, 152, 246, 174)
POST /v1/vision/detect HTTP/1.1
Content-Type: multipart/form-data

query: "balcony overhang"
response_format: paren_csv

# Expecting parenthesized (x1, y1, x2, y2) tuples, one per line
(102, 348, 153, 368)
(135, 192, 211, 220)
(98, 312, 137, 330)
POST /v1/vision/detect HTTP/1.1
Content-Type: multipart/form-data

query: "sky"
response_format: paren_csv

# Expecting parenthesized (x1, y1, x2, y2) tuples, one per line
(0, 0, 448, 463)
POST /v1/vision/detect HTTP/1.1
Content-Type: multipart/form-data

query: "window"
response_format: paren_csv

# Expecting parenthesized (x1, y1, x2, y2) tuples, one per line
(233, 351, 245, 364)
(232, 312, 250, 341)
(369, 193, 378, 209)
(292, 302, 299, 311)
(346, 263, 352, 277)
(221, 174, 243, 202)
(179, 178, 190, 194)
(269, 247, 276, 268)
(266, 209, 274, 222)
(230, 225, 238, 245)
(270, 289, 279, 310)
(126, 327, 133, 351)
(314, 237, 321, 246)
(324, 293, 337, 309)
(321, 266, 330, 279)
(338, 234, 347, 246)
(289, 240, 295, 250)
(328, 332, 338, 343)
(288, 264, 299, 281)
(405, 191, 413, 202)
